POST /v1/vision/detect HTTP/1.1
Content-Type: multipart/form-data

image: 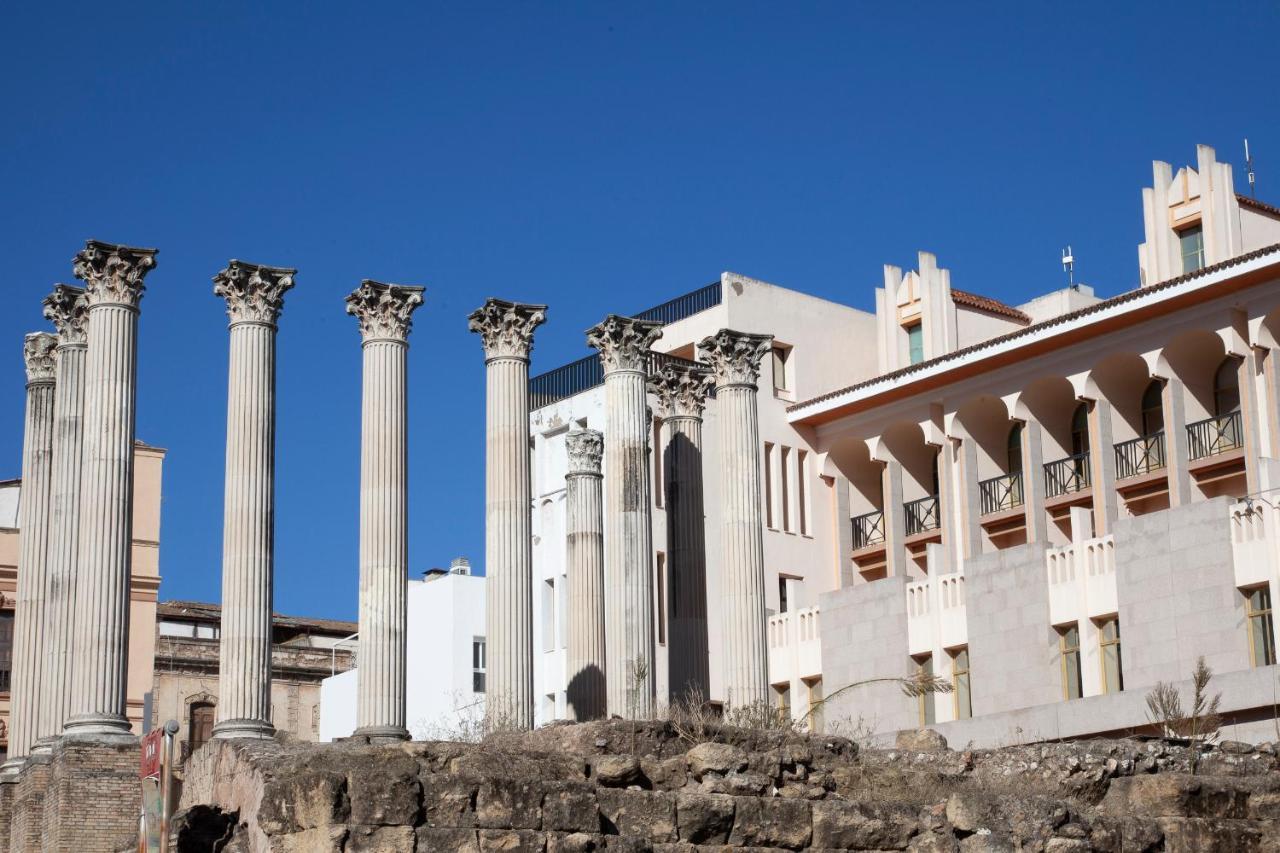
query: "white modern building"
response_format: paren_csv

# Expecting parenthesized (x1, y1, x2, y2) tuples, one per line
(319, 558, 485, 741)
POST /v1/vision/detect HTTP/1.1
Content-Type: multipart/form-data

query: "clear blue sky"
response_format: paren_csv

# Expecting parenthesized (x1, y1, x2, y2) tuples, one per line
(2, 3, 1277, 621)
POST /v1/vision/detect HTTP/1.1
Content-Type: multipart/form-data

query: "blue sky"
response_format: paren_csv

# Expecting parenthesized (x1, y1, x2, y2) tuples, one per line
(2, 2, 1277, 621)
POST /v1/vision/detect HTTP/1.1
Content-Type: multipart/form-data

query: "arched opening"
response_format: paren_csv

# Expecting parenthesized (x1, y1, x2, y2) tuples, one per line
(1070, 403, 1090, 456)
(1140, 380, 1164, 437)
(1214, 356, 1241, 416)
(1006, 423, 1024, 474)
(189, 701, 216, 757)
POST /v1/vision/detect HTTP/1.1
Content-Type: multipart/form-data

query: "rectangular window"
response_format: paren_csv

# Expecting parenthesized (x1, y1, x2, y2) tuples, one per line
(914, 655, 935, 725)
(780, 446, 792, 532)
(772, 346, 790, 392)
(1179, 225, 1205, 273)
(778, 576, 789, 614)
(0, 610, 12, 693)
(1247, 586, 1277, 667)
(653, 416, 664, 508)
(951, 647, 971, 719)
(542, 579, 556, 652)
(907, 322, 924, 365)
(774, 683, 791, 722)
(764, 443, 775, 529)
(472, 637, 486, 693)
(1058, 624, 1083, 700)
(1098, 617, 1123, 694)
(805, 678, 824, 734)
(656, 553, 667, 646)
(797, 450, 809, 535)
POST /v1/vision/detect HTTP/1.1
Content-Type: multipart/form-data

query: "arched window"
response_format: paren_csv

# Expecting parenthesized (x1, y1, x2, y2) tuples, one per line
(1007, 423, 1024, 473)
(1214, 357, 1240, 416)
(189, 701, 216, 754)
(1070, 403, 1090, 457)
(1141, 380, 1164, 437)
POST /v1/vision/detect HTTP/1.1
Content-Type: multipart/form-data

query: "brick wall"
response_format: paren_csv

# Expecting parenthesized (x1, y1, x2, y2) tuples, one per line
(42, 737, 139, 853)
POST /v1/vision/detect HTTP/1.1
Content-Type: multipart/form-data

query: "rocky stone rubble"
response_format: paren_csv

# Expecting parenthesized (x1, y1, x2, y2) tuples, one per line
(173, 720, 1280, 852)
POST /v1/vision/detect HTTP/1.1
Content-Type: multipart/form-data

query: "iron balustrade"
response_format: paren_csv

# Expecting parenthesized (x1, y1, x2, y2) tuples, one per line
(978, 471, 1024, 516)
(1187, 411, 1243, 460)
(904, 495, 940, 536)
(529, 284, 724, 409)
(1044, 452, 1091, 498)
(1114, 432, 1166, 480)
(851, 510, 886, 549)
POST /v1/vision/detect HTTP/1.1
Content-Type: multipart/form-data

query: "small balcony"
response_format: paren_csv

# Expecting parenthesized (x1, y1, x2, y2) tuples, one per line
(978, 471, 1024, 516)
(904, 495, 940, 536)
(1044, 452, 1091, 498)
(851, 510, 885, 550)
(1114, 432, 1166, 480)
(1187, 411, 1243, 461)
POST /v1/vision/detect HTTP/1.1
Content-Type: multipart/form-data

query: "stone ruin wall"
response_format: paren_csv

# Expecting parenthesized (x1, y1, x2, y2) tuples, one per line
(173, 720, 1280, 852)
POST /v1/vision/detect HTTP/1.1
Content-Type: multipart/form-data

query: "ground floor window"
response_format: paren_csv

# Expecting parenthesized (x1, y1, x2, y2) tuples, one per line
(189, 702, 216, 754)
(804, 677, 823, 733)
(1057, 624, 1082, 700)
(473, 637, 487, 693)
(950, 647, 971, 719)
(913, 655, 935, 725)
(1098, 617, 1123, 693)
(1246, 587, 1276, 667)
(773, 682, 791, 722)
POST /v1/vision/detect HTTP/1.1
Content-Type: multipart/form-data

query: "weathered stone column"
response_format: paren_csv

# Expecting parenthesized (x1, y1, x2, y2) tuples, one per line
(35, 285, 89, 750)
(564, 429, 606, 721)
(347, 281, 424, 741)
(698, 329, 772, 709)
(0, 333, 57, 774)
(469, 298, 546, 730)
(588, 315, 663, 719)
(65, 240, 157, 737)
(649, 357, 714, 704)
(211, 261, 295, 740)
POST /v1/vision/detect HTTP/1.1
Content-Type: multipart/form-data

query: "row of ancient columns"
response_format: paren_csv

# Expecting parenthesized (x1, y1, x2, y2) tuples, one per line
(471, 298, 777, 724)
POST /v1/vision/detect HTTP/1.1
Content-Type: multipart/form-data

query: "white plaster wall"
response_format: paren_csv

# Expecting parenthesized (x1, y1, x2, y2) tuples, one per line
(1018, 285, 1101, 325)
(1241, 208, 1280, 253)
(955, 306, 1024, 351)
(0, 482, 17, 529)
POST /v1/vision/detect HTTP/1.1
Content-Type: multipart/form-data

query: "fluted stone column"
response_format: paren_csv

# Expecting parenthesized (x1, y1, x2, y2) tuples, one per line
(65, 240, 157, 738)
(0, 333, 57, 774)
(564, 429, 606, 721)
(698, 329, 772, 709)
(35, 285, 89, 751)
(469, 299, 546, 730)
(587, 315, 663, 719)
(649, 358, 714, 704)
(212, 261, 295, 740)
(347, 281, 423, 741)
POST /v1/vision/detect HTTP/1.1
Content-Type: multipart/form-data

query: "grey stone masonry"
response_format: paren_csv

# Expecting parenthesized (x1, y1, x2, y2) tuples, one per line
(36, 285, 88, 751)
(65, 240, 157, 737)
(212, 261, 296, 740)
(587, 314, 663, 719)
(348, 280, 424, 741)
(470, 298, 546, 730)
(1, 333, 57, 775)
(698, 329, 772, 708)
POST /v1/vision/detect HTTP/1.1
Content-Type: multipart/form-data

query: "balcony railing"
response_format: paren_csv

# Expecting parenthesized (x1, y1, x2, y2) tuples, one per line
(1187, 411, 1243, 461)
(1114, 432, 1166, 480)
(1044, 452, 1091, 498)
(851, 510, 885, 549)
(904, 495, 940, 536)
(633, 281, 722, 325)
(978, 471, 1024, 516)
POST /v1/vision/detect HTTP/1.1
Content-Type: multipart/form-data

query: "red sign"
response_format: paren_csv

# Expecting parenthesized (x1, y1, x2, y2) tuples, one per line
(140, 729, 164, 779)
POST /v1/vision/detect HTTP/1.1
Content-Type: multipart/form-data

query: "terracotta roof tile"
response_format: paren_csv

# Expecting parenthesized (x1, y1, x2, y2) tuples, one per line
(951, 288, 1031, 324)
(1239, 194, 1280, 219)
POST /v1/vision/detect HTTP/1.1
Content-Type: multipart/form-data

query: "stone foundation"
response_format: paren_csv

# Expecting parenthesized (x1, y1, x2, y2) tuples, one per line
(41, 735, 139, 853)
(173, 720, 1280, 852)
(10, 756, 50, 853)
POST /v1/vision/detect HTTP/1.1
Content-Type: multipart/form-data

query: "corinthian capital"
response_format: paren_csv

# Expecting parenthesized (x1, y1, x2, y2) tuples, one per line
(565, 429, 604, 476)
(213, 260, 297, 326)
(345, 280, 425, 342)
(23, 332, 57, 384)
(585, 315, 663, 374)
(42, 284, 89, 346)
(648, 356, 714, 418)
(697, 329, 773, 389)
(72, 240, 158, 308)
(468, 298, 547, 362)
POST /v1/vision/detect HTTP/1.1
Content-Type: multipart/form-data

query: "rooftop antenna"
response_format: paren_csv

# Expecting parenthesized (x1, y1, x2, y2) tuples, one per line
(1245, 138, 1257, 198)
(1062, 245, 1076, 289)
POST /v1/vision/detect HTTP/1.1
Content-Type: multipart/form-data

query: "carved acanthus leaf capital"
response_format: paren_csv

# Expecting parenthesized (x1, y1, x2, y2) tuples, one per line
(345, 280, 425, 342)
(468, 298, 547, 361)
(23, 333, 57, 384)
(586, 315, 663, 374)
(565, 429, 604, 475)
(42, 284, 89, 346)
(72, 240, 157, 308)
(648, 357, 714, 418)
(213, 260, 296, 326)
(697, 329, 774, 388)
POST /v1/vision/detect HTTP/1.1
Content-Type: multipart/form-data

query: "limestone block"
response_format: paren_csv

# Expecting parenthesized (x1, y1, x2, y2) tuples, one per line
(811, 799, 919, 850)
(421, 773, 480, 828)
(349, 757, 422, 826)
(479, 828, 546, 852)
(545, 831, 607, 852)
(416, 826, 481, 852)
(591, 755, 643, 788)
(673, 792, 734, 844)
(258, 769, 348, 833)
(272, 825, 346, 852)
(477, 778, 544, 830)
(684, 742, 746, 780)
(596, 789, 676, 842)
(542, 783, 599, 834)
(1102, 775, 1248, 819)
(726, 796, 812, 849)
(345, 824, 416, 852)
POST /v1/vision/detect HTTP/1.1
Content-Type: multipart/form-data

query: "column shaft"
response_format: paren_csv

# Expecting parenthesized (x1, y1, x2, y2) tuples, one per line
(665, 415, 709, 703)
(3, 334, 57, 770)
(1161, 377, 1192, 506)
(356, 339, 410, 738)
(1088, 399, 1118, 536)
(565, 430, 605, 721)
